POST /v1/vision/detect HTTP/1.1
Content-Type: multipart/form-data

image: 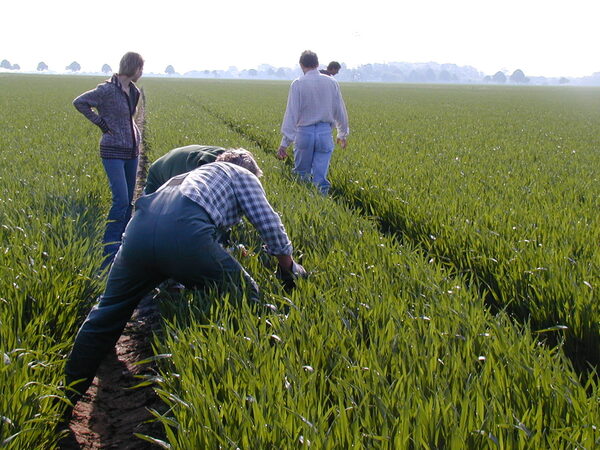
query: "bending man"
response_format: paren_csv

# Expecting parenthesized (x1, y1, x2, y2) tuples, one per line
(320, 61, 341, 77)
(144, 144, 225, 194)
(63, 148, 305, 416)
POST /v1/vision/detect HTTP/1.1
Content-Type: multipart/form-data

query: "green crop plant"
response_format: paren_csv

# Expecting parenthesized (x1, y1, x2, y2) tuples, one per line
(1, 75, 598, 448)
(144, 79, 599, 371)
(138, 79, 599, 448)
(0, 75, 109, 447)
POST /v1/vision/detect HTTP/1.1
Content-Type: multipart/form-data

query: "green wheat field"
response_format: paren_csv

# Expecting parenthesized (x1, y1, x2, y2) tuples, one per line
(0, 74, 598, 448)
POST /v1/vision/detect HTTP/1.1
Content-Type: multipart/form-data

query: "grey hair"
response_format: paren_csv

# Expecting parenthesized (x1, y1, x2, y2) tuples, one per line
(216, 148, 263, 177)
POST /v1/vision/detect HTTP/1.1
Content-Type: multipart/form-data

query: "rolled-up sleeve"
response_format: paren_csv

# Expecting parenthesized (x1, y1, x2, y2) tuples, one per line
(235, 174, 293, 255)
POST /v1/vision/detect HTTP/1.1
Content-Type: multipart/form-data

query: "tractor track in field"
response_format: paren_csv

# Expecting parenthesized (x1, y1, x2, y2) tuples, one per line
(60, 91, 166, 449)
(190, 96, 597, 376)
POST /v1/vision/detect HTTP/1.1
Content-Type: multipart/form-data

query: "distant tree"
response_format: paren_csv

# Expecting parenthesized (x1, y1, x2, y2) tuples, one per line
(66, 61, 81, 72)
(1, 59, 11, 69)
(381, 72, 403, 83)
(509, 69, 529, 83)
(101, 64, 112, 74)
(559, 77, 570, 84)
(439, 69, 453, 82)
(276, 67, 286, 78)
(424, 68, 436, 82)
(248, 69, 257, 77)
(37, 61, 48, 71)
(483, 75, 492, 83)
(407, 70, 422, 82)
(492, 71, 506, 83)
(11, 64, 20, 70)
(165, 65, 175, 75)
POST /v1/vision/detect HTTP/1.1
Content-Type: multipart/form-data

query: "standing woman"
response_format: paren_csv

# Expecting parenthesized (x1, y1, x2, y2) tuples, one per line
(73, 52, 144, 267)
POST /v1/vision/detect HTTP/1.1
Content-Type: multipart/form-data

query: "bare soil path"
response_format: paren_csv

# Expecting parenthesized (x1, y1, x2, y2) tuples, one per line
(59, 297, 164, 449)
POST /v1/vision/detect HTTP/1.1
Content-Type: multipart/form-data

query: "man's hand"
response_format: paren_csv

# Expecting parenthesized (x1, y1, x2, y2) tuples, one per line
(277, 146, 288, 160)
(337, 137, 347, 149)
(275, 256, 307, 291)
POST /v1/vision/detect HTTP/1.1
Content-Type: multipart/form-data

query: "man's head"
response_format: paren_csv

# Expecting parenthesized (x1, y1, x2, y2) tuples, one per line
(216, 148, 263, 177)
(299, 50, 319, 71)
(327, 61, 341, 76)
(119, 52, 144, 80)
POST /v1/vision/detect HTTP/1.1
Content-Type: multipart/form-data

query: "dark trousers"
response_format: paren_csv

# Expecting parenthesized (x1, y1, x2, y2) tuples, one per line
(65, 184, 259, 398)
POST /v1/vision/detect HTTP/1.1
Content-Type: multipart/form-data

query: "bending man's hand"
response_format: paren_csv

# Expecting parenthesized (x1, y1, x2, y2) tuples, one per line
(275, 255, 307, 291)
(277, 146, 288, 160)
(337, 137, 347, 149)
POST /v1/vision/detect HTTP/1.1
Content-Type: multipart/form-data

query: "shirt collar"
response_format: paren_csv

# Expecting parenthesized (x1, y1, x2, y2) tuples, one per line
(304, 68, 320, 77)
(110, 74, 138, 94)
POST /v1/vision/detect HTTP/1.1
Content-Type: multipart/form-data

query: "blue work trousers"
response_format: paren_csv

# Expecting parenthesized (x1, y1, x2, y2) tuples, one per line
(65, 183, 259, 399)
(293, 122, 335, 194)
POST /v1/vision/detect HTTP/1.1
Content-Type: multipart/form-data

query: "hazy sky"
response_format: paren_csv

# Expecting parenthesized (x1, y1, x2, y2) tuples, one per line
(2, 0, 598, 77)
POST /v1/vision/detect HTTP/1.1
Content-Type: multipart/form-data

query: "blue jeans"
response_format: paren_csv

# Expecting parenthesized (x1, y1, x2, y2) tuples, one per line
(294, 122, 335, 194)
(102, 157, 138, 263)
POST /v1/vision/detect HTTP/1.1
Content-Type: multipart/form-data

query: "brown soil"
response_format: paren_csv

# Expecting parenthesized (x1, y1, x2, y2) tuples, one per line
(59, 92, 165, 449)
(59, 297, 165, 449)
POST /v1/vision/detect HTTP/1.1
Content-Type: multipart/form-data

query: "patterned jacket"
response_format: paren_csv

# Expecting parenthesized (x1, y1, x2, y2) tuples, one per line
(73, 75, 141, 159)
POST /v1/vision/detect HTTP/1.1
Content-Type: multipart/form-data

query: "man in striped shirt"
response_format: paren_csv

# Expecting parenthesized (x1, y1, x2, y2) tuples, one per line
(63, 149, 305, 414)
(277, 50, 349, 194)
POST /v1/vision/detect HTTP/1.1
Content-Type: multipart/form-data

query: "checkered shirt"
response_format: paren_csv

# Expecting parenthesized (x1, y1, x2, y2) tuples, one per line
(177, 162, 293, 256)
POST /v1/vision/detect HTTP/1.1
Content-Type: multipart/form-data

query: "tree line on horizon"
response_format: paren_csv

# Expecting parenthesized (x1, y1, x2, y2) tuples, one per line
(0, 58, 574, 85)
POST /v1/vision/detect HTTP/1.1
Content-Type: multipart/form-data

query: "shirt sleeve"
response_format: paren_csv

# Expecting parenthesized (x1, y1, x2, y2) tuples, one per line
(236, 173, 293, 256)
(73, 86, 107, 130)
(280, 81, 299, 148)
(333, 83, 350, 139)
(144, 165, 161, 195)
